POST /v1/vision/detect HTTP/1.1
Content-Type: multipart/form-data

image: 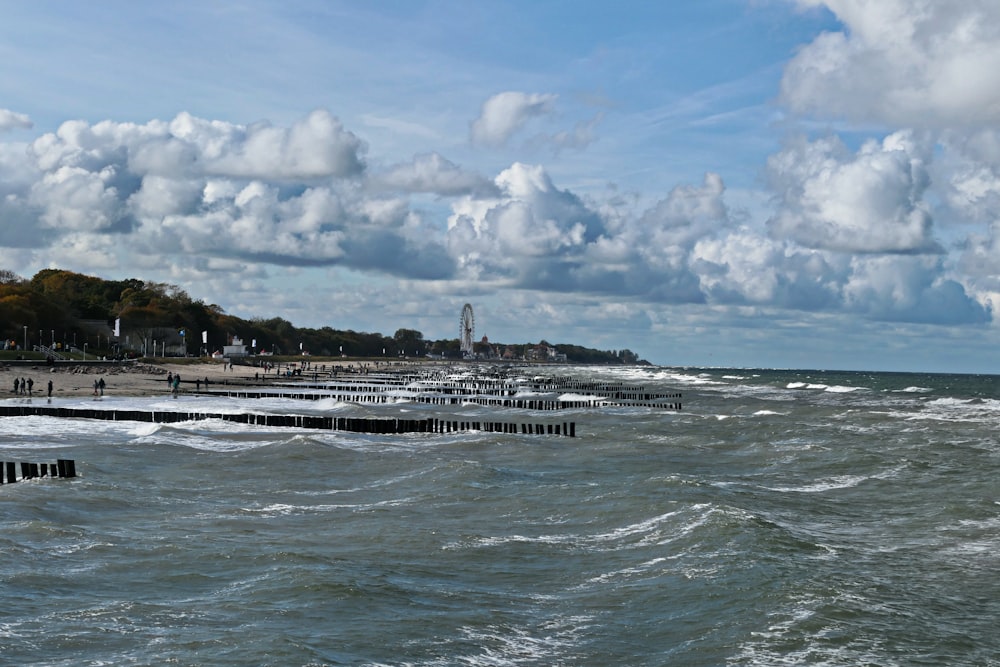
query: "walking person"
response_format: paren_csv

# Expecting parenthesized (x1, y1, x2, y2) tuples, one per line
(47, 379, 53, 398)
(98, 377, 105, 396)
(26, 377, 33, 396)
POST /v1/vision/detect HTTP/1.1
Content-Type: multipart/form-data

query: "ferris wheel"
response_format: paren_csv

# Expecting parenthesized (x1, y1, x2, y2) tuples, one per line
(459, 303, 475, 357)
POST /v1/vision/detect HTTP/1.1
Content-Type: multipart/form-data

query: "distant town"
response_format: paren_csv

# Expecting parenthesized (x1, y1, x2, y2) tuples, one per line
(1, 269, 648, 365)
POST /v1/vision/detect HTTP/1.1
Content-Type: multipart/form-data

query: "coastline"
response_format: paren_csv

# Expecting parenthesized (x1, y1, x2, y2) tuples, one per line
(0, 358, 455, 399)
(1, 361, 264, 399)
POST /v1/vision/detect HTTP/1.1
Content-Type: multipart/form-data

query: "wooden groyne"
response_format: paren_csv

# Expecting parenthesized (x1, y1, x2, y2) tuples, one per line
(1, 459, 76, 482)
(0, 405, 575, 437)
(189, 369, 682, 411)
(195, 387, 680, 411)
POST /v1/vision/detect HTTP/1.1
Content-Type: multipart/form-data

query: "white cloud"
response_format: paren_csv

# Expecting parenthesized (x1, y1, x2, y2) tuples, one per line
(29, 165, 125, 232)
(446, 162, 605, 286)
(0, 100, 993, 337)
(783, 0, 1000, 128)
(373, 153, 497, 196)
(843, 254, 990, 323)
(470, 92, 558, 146)
(0, 109, 32, 132)
(216, 110, 366, 180)
(766, 131, 938, 253)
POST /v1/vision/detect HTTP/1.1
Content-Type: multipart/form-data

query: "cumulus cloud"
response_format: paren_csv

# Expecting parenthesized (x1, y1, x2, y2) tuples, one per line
(782, 0, 1000, 128)
(2, 110, 456, 278)
(446, 162, 607, 286)
(372, 153, 498, 196)
(843, 255, 990, 324)
(938, 129, 1000, 223)
(0, 102, 991, 329)
(766, 131, 939, 253)
(470, 92, 558, 146)
(0, 109, 32, 132)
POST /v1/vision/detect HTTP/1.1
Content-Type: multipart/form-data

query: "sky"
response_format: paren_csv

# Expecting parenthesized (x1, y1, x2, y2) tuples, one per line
(2, 0, 1000, 373)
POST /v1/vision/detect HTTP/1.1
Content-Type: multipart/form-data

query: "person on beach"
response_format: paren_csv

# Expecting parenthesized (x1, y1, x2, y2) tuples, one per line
(27, 377, 33, 396)
(12, 377, 18, 394)
(98, 377, 105, 396)
(167, 371, 173, 387)
(172, 374, 181, 395)
(47, 379, 53, 398)
(20, 377, 26, 395)
(93, 379, 99, 396)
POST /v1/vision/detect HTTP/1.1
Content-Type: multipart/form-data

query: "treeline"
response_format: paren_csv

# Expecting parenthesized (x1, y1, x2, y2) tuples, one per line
(0, 268, 645, 364)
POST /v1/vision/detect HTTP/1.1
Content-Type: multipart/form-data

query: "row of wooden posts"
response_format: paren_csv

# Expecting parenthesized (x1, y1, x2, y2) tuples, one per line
(187, 368, 684, 411)
(1, 459, 76, 483)
(0, 405, 575, 437)
(199, 388, 681, 411)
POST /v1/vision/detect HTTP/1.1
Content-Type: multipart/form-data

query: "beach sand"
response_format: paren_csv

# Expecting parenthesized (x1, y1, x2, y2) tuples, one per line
(0, 361, 255, 399)
(1, 358, 445, 399)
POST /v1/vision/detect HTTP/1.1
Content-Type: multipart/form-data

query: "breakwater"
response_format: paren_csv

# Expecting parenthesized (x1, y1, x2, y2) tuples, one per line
(196, 366, 683, 411)
(0, 404, 575, 437)
(1, 458, 76, 482)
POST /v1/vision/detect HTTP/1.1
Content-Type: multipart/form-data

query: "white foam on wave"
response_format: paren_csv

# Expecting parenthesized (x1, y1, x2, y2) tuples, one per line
(436, 614, 591, 667)
(244, 495, 415, 517)
(764, 474, 869, 493)
(444, 506, 695, 552)
(558, 393, 606, 402)
(785, 382, 859, 393)
(912, 396, 1000, 423)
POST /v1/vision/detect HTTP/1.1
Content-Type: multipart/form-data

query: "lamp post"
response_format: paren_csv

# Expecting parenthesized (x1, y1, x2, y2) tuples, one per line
(23, 326, 27, 352)
(83, 343, 88, 361)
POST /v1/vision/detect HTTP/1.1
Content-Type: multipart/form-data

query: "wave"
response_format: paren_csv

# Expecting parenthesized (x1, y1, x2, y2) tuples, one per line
(786, 382, 860, 393)
(763, 474, 870, 493)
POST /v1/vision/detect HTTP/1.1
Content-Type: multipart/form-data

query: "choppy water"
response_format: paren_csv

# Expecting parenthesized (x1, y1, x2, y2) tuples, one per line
(2, 366, 999, 666)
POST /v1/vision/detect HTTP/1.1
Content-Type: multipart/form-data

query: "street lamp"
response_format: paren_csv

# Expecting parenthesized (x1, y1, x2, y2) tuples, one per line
(83, 343, 88, 361)
(23, 326, 27, 352)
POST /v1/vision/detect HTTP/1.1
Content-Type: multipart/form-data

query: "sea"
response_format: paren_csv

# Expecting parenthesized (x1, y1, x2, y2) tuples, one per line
(2, 365, 999, 666)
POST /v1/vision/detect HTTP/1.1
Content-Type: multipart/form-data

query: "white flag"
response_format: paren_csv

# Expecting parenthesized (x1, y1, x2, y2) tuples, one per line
(202, 331, 208, 344)
(113, 318, 120, 337)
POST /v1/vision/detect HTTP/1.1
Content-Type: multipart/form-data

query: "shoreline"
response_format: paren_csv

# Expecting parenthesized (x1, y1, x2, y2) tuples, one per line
(1, 361, 262, 399)
(0, 358, 459, 399)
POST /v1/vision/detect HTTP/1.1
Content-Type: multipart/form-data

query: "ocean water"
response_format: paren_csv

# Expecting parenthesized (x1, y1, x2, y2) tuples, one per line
(2, 366, 999, 666)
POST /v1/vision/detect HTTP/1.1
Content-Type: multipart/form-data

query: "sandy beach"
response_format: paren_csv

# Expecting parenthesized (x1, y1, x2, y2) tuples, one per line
(0, 361, 258, 399)
(1, 358, 449, 399)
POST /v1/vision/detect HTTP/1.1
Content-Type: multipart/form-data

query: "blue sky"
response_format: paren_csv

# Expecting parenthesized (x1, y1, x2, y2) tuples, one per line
(2, 0, 1000, 373)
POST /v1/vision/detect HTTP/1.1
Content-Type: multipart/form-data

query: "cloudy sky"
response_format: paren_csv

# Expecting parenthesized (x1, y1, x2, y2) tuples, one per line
(2, 0, 1000, 373)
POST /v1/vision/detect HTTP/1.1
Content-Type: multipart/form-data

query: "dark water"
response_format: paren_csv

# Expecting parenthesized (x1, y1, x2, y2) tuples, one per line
(2, 367, 999, 666)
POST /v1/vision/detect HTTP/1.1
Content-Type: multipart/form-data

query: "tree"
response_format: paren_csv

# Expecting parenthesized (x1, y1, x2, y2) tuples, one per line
(393, 328, 424, 356)
(0, 269, 23, 285)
